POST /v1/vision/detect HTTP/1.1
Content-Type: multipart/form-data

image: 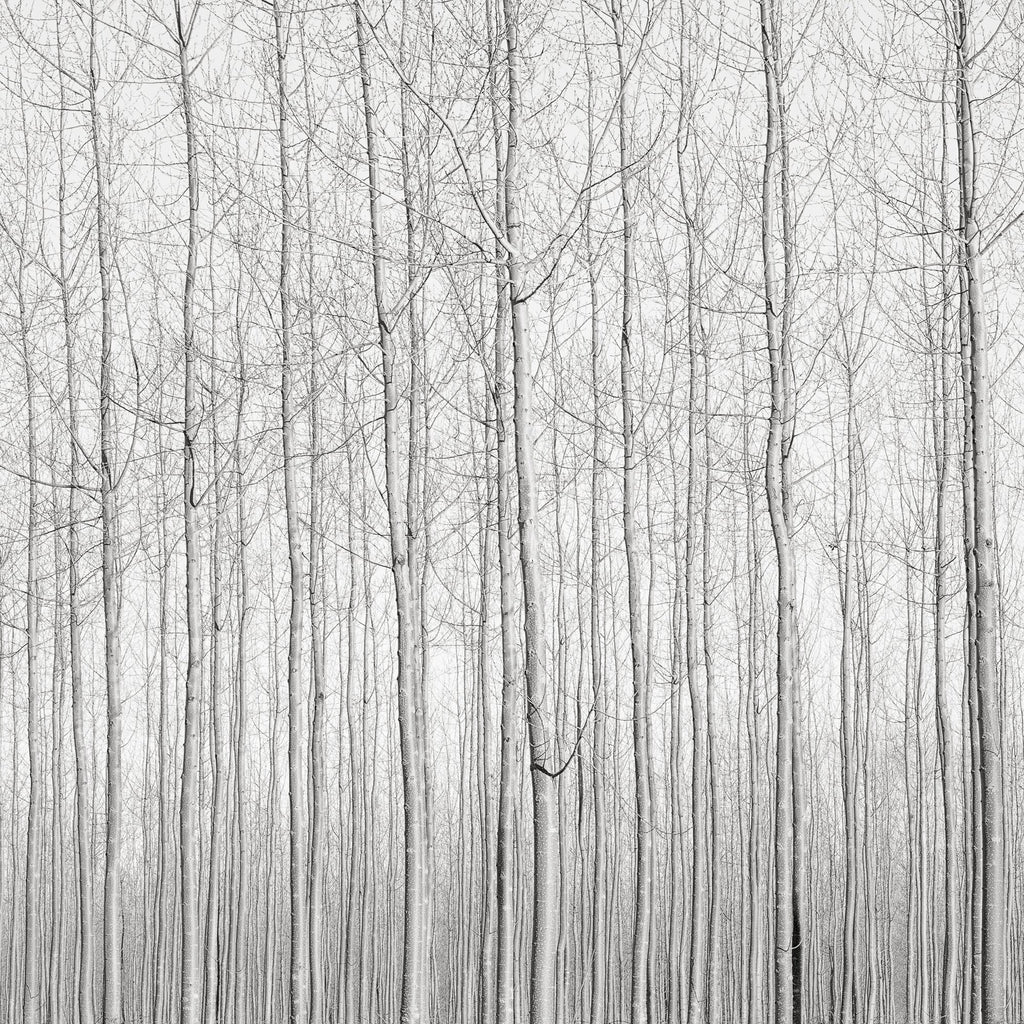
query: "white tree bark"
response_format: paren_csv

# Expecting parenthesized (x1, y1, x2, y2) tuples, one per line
(88, 4, 124, 1019)
(955, 5, 1005, 1021)
(500, 2, 560, 1020)
(272, 7, 310, 1024)
(175, 7, 202, 1024)
(353, 6, 432, 1021)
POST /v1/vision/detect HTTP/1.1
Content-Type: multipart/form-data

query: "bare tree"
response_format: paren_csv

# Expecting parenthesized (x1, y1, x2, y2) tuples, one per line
(85, 3, 124, 1019)
(175, 6, 202, 1024)
(759, 1, 803, 1021)
(272, 6, 310, 1023)
(0, 5, 1022, 1024)
(953, 4, 1005, 1022)
(353, 5, 432, 1021)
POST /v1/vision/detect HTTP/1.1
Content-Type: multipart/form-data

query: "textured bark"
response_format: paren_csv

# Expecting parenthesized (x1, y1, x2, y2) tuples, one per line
(501, 1, 560, 1019)
(934, 85, 959, 1024)
(760, 2, 802, 1021)
(273, 6, 310, 1023)
(478, 404, 497, 1024)
(491, 43, 520, 1024)
(176, 8, 203, 1023)
(88, 3, 124, 1019)
(703, 344, 722, 1024)
(301, 25, 327, 1024)
(229, 312, 251, 1024)
(838, 372, 860, 1024)
(58, 12, 95, 1019)
(611, 2, 652, 1020)
(684, 222, 708, 1024)
(19, 255, 42, 1024)
(48, 456, 68, 1024)
(354, 6, 432, 1021)
(587, 183, 609, 1024)
(741, 352, 766, 1024)
(481, 9, 507, 1024)
(955, 5, 1005, 1021)
(202, 364, 230, 1024)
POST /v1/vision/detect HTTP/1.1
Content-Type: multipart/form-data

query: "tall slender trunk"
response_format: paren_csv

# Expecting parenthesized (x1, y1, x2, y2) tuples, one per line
(587, 180, 608, 1024)
(492, 107, 520, 1024)
(19, 255, 42, 1024)
(88, 4, 123, 1019)
(176, 7, 203, 1023)
(202, 365, 230, 1024)
(839, 368, 860, 1024)
(759, 1, 801, 1021)
(58, 9, 95, 1019)
(153, 408, 172, 1024)
(487, 3, 520, 1020)
(301, 27, 327, 1024)
(353, 7, 431, 1021)
(611, 4, 651, 1021)
(933, 77, 959, 1024)
(954, 5, 1005, 1021)
(229, 295, 251, 1024)
(741, 349, 766, 1024)
(49, 459, 69, 1024)
(684, 222, 708, 1024)
(399, 4, 434, 1002)
(305, 197, 327, 1024)
(703, 342, 722, 1024)
(478, 395, 497, 1024)
(273, 5, 310, 1023)
(499, 2, 560, 1020)
(960, 219, 983, 1024)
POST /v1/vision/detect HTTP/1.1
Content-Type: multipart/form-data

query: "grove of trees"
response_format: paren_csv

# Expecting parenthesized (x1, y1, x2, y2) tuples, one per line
(0, 0, 1021, 1022)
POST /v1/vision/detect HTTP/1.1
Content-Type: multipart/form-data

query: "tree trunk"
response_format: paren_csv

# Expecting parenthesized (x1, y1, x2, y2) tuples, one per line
(353, 7, 431, 1021)
(273, 6, 310, 1023)
(500, 2, 560, 1020)
(759, 2, 802, 1021)
(58, 10, 95, 1019)
(19, 252, 42, 1024)
(611, 4, 652, 1021)
(175, 8, 203, 1023)
(88, 4, 124, 1019)
(955, 5, 1005, 1020)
